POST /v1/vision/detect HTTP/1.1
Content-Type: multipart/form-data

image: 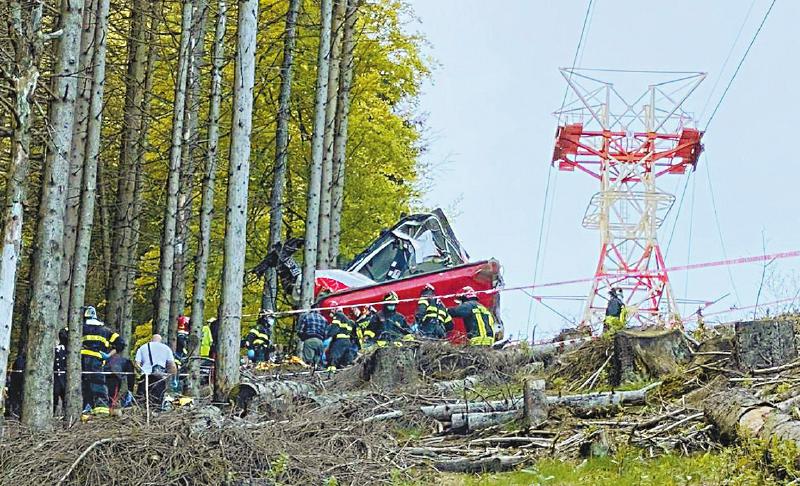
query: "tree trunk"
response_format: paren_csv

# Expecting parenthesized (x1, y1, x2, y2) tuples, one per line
(299, 0, 334, 310)
(214, 0, 259, 401)
(610, 328, 691, 386)
(22, 0, 85, 429)
(328, 0, 358, 266)
(65, 0, 109, 423)
(188, 0, 226, 396)
(60, 0, 96, 328)
(95, 156, 112, 287)
(65, 0, 99, 423)
(261, 0, 300, 315)
(704, 386, 800, 446)
(153, 0, 194, 338)
(107, 0, 147, 333)
(117, 0, 162, 354)
(316, 0, 345, 269)
(734, 319, 798, 371)
(169, 0, 209, 349)
(0, 1, 44, 419)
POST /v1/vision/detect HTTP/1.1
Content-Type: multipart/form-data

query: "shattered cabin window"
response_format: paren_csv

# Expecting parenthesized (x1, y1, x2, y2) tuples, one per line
(359, 241, 411, 281)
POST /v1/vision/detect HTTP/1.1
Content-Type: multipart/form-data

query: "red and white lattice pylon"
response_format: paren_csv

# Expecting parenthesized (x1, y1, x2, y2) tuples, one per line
(551, 68, 706, 330)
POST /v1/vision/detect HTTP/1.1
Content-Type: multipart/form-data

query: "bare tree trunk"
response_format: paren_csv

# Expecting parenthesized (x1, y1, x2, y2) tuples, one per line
(0, 0, 44, 419)
(316, 0, 345, 269)
(328, 0, 358, 266)
(64, 0, 98, 424)
(22, 0, 85, 429)
(153, 0, 194, 338)
(60, 0, 96, 328)
(65, 0, 109, 424)
(169, 0, 209, 350)
(119, 6, 161, 352)
(188, 0, 226, 396)
(95, 157, 112, 287)
(214, 0, 258, 402)
(299, 0, 334, 311)
(261, 0, 300, 315)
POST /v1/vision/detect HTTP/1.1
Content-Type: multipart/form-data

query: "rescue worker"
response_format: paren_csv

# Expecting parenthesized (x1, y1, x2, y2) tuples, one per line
(325, 301, 356, 370)
(353, 306, 377, 349)
(298, 309, 329, 368)
(53, 327, 68, 414)
(604, 288, 626, 333)
(81, 306, 125, 416)
(369, 292, 412, 346)
(200, 318, 214, 358)
(176, 315, 190, 358)
(415, 283, 451, 339)
(243, 317, 271, 363)
(447, 286, 496, 346)
(105, 352, 135, 409)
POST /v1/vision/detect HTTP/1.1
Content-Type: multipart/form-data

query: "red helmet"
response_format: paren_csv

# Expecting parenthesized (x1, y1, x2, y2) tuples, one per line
(461, 286, 478, 300)
(327, 300, 341, 312)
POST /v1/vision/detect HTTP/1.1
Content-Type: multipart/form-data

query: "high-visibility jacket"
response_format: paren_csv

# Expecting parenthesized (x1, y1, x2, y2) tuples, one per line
(355, 315, 375, 346)
(82, 319, 125, 359)
(448, 299, 495, 346)
(415, 296, 451, 338)
(200, 325, 213, 357)
(327, 312, 356, 342)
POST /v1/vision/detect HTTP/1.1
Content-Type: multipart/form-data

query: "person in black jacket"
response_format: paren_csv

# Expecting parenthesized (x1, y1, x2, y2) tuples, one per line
(81, 306, 125, 416)
(53, 328, 68, 414)
(415, 284, 450, 339)
(447, 286, 495, 346)
(604, 288, 626, 333)
(5, 351, 25, 418)
(325, 302, 356, 369)
(369, 292, 412, 345)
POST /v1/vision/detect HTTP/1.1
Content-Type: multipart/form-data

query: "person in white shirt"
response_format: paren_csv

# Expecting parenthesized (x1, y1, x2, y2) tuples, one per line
(134, 334, 177, 406)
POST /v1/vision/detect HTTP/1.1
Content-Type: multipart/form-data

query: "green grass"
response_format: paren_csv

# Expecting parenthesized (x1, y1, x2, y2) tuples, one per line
(412, 441, 800, 486)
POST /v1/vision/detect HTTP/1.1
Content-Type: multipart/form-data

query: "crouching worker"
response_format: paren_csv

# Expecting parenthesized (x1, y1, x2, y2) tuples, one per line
(298, 309, 328, 369)
(325, 301, 356, 371)
(370, 292, 413, 346)
(81, 306, 125, 416)
(134, 334, 177, 409)
(447, 287, 495, 346)
(243, 316, 271, 364)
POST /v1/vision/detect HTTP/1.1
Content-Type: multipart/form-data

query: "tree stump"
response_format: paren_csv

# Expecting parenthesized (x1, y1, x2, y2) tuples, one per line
(734, 319, 797, 371)
(359, 345, 419, 389)
(610, 328, 691, 386)
(523, 379, 548, 427)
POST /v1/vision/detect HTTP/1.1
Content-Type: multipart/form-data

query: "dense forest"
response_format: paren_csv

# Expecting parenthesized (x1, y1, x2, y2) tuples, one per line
(0, 0, 429, 428)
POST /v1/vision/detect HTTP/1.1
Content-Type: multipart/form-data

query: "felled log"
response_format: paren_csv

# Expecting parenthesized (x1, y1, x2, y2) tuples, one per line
(231, 380, 316, 415)
(362, 410, 404, 423)
(734, 319, 798, 371)
(704, 386, 800, 445)
(530, 336, 593, 358)
(420, 382, 659, 421)
(432, 375, 482, 394)
(359, 345, 419, 389)
(451, 410, 522, 432)
(610, 328, 691, 386)
(433, 455, 526, 473)
(552, 381, 661, 410)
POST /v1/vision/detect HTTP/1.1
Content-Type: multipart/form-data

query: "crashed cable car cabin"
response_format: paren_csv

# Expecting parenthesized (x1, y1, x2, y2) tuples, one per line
(314, 209, 503, 344)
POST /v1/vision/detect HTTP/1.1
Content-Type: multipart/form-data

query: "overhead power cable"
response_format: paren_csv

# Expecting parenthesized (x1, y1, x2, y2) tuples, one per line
(527, 0, 595, 337)
(704, 0, 778, 131)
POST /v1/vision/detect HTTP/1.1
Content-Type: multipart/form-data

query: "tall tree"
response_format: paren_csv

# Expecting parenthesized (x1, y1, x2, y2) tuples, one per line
(169, 0, 210, 349)
(64, 0, 98, 424)
(60, 0, 96, 328)
(153, 0, 194, 338)
(262, 0, 300, 314)
(188, 0, 226, 395)
(328, 0, 359, 266)
(0, 0, 44, 419)
(317, 0, 346, 269)
(215, 0, 259, 401)
(299, 0, 334, 311)
(107, 0, 148, 334)
(22, 0, 86, 428)
(65, 0, 110, 421)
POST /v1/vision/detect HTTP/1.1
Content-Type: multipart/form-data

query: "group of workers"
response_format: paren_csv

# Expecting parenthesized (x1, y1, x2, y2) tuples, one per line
(296, 284, 498, 370)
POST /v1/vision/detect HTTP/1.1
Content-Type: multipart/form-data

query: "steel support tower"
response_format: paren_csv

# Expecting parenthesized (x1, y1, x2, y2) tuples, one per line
(551, 69, 705, 329)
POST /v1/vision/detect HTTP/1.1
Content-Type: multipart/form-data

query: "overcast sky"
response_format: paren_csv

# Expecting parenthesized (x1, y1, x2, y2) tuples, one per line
(406, 0, 800, 340)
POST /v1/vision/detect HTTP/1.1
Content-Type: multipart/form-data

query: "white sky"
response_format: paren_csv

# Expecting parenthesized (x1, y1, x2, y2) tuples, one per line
(407, 0, 800, 340)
